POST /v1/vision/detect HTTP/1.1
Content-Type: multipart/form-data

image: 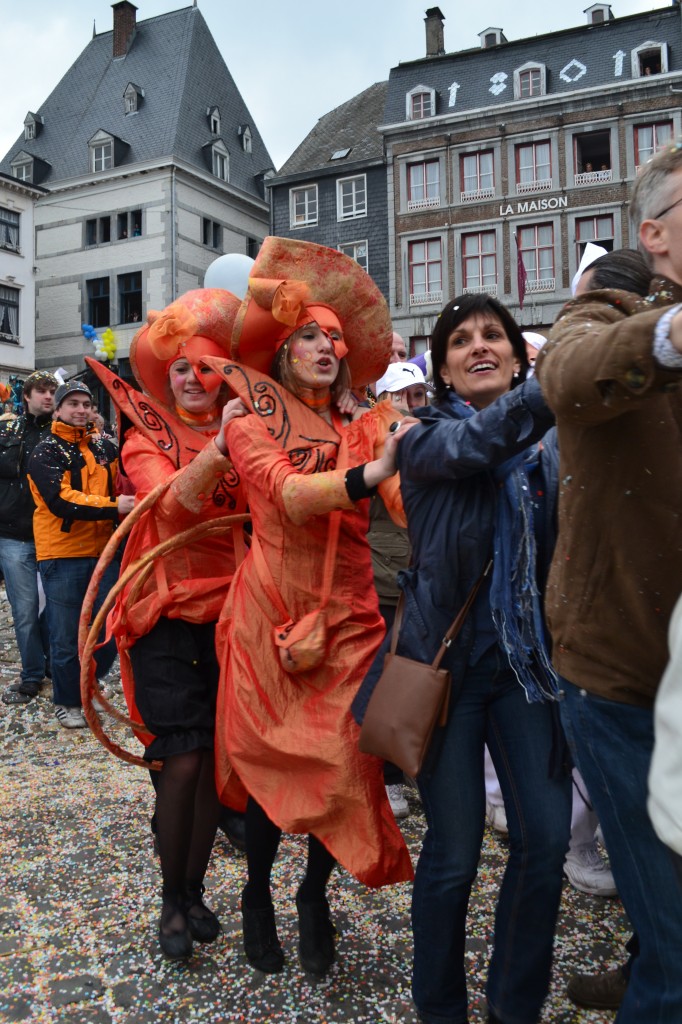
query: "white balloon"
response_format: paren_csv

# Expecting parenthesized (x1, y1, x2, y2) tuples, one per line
(203, 253, 254, 298)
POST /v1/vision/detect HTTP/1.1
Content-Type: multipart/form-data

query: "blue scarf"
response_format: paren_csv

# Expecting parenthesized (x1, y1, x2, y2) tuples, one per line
(489, 449, 558, 702)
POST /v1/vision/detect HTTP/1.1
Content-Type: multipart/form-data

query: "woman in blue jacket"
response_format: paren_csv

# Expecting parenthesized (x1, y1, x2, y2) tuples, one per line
(358, 294, 571, 1024)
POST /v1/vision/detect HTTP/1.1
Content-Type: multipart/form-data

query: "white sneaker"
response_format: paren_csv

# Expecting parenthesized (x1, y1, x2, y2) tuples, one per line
(486, 800, 508, 835)
(564, 843, 618, 896)
(54, 705, 87, 729)
(386, 784, 409, 820)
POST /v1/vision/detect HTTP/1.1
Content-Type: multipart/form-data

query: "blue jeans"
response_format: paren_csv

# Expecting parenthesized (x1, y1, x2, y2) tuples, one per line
(39, 557, 119, 708)
(413, 647, 571, 1024)
(0, 536, 47, 689)
(559, 678, 682, 1024)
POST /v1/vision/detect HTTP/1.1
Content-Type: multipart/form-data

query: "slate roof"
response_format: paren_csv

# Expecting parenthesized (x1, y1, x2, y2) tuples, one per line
(0, 6, 274, 198)
(383, 6, 682, 124)
(276, 81, 387, 178)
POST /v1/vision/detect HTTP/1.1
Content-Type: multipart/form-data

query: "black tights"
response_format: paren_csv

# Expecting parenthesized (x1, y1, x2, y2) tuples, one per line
(154, 749, 221, 928)
(243, 796, 335, 908)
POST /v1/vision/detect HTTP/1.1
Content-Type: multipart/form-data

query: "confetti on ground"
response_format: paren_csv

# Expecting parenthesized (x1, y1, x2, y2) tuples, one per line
(0, 587, 628, 1022)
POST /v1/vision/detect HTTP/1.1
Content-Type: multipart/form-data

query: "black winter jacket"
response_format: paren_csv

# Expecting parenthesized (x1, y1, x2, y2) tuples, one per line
(0, 413, 54, 541)
(353, 377, 558, 723)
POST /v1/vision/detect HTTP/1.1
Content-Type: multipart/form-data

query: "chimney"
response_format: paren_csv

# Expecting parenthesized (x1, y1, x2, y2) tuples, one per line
(425, 7, 445, 57)
(112, 1, 137, 58)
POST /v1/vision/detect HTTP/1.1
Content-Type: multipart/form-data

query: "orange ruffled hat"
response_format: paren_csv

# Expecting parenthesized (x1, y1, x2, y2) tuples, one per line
(130, 288, 241, 406)
(231, 237, 392, 388)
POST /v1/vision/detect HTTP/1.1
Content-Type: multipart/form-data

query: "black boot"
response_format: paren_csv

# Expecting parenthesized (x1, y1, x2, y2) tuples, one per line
(184, 882, 221, 943)
(218, 807, 246, 853)
(159, 890, 192, 960)
(295, 889, 336, 976)
(240, 889, 284, 973)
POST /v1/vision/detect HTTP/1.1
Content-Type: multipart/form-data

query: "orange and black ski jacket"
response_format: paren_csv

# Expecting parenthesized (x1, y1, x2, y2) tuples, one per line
(28, 420, 120, 560)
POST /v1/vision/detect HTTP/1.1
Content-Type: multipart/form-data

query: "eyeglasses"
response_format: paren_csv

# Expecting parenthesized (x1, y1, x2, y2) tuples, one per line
(654, 195, 682, 219)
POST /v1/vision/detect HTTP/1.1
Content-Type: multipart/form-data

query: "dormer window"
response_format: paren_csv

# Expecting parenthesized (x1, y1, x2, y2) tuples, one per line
(478, 27, 506, 49)
(89, 130, 114, 172)
(514, 62, 547, 100)
(11, 155, 33, 183)
(407, 85, 436, 121)
(123, 83, 144, 114)
(632, 41, 668, 78)
(23, 112, 43, 142)
(584, 4, 613, 25)
(207, 106, 221, 136)
(211, 141, 229, 182)
(239, 124, 252, 153)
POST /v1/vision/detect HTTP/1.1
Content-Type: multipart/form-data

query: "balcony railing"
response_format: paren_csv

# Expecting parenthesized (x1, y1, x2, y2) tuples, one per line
(526, 277, 555, 293)
(409, 290, 443, 307)
(462, 282, 498, 296)
(407, 195, 441, 212)
(460, 187, 495, 203)
(575, 169, 612, 186)
(516, 177, 553, 194)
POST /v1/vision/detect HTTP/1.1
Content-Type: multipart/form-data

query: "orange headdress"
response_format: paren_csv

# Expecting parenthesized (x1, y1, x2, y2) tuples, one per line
(231, 238, 392, 387)
(130, 288, 241, 406)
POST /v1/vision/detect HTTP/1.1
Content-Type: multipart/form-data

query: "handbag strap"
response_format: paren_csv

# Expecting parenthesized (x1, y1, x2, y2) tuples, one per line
(390, 558, 493, 670)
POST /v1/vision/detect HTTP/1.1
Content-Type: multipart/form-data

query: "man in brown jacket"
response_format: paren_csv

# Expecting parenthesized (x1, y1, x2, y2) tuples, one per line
(536, 143, 682, 1024)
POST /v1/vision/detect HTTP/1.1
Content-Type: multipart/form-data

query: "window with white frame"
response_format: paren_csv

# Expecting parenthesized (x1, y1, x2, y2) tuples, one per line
(408, 239, 443, 306)
(634, 121, 673, 169)
(240, 125, 252, 153)
(462, 232, 497, 294)
(632, 41, 668, 78)
(24, 122, 35, 140)
(91, 139, 113, 173)
(339, 240, 368, 273)
(0, 208, 20, 252)
(208, 106, 221, 135)
(0, 285, 19, 339)
(212, 142, 229, 182)
(460, 150, 494, 202)
(124, 84, 142, 114)
(574, 131, 612, 185)
(515, 64, 546, 99)
(290, 185, 318, 227)
(576, 215, 614, 260)
(337, 175, 367, 220)
(406, 85, 435, 121)
(407, 160, 440, 210)
(515, 141, 552, 193)
(518, 223, 555, 291)
(12, 161, 32, 182)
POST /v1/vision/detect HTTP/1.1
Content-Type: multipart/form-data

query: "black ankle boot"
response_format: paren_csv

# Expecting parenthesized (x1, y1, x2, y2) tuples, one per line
(240, 889, 284, 973)
(159, 891, 192, 960)
(295, 890, 336, 976)
(184, 882, 221, 943)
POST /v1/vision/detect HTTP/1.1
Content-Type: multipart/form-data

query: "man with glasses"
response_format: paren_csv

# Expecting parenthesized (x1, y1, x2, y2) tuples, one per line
(535, 143, 682, 1024)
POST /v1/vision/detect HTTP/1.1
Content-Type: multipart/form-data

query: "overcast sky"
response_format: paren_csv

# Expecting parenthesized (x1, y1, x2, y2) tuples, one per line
(0, 0, 668, 171)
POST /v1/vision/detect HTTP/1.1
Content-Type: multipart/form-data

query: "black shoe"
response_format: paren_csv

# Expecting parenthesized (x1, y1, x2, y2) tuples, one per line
(184, 883, 221, 943)
(158, 895, 193, 960)
(240, 890, 284, 973)
(567, 966, 628, 1010)
(218, 807, 246, 853)
(295, 890, 336, 976)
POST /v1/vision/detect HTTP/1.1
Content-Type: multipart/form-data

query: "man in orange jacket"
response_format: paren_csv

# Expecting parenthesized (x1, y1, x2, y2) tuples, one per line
(28, 380, 134, 729)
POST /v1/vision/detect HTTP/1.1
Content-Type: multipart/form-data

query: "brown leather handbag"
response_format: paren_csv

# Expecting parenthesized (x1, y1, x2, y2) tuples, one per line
(359, 561, 492, 778)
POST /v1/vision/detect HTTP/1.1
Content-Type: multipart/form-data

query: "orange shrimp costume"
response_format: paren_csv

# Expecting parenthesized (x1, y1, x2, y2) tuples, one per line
(210, 238, 413, 888)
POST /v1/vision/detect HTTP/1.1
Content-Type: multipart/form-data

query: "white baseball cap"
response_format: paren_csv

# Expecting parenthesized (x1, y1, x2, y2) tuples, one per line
(376, 362, 431, 395)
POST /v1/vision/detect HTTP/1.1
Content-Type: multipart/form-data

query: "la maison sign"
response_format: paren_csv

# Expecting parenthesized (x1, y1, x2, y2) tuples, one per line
(499, 196, 568, 216)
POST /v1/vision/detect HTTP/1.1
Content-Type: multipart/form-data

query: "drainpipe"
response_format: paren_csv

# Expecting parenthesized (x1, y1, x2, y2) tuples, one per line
(170, 164, 177, 301)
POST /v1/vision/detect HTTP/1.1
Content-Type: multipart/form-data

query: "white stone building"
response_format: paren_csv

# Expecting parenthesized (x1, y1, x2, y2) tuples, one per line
(0, 173, 47, 378)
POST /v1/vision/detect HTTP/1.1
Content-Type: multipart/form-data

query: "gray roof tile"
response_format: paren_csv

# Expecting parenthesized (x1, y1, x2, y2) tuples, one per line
(0, 6, 273, 197)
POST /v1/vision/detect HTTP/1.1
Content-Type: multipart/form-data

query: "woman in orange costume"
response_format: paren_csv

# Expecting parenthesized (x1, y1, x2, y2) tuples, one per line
(212, 238, 414, 977)
(97, 289, 247, 959)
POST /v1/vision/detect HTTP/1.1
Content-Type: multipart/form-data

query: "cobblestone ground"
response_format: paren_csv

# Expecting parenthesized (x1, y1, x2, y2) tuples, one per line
(0, 586, 630, 1023)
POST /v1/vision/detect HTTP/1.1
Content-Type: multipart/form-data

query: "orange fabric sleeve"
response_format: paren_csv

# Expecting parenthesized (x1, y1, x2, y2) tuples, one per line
(122, 430, 231, 524)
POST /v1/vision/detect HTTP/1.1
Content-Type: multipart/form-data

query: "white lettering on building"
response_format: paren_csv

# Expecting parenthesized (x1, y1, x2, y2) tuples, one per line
(560, 59, 587, 83)
(613, 50, 626, 76)
(489, 72, 508, 96)
(449, 81, 461, 107)
(499, 196, 568, 216)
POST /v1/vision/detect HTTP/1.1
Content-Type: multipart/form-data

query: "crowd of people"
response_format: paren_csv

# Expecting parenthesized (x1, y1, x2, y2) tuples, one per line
(2, 141, 682, 1024)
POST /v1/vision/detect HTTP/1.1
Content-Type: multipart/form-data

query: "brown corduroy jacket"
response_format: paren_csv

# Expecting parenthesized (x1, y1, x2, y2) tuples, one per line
(535, 276, 682, 707)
